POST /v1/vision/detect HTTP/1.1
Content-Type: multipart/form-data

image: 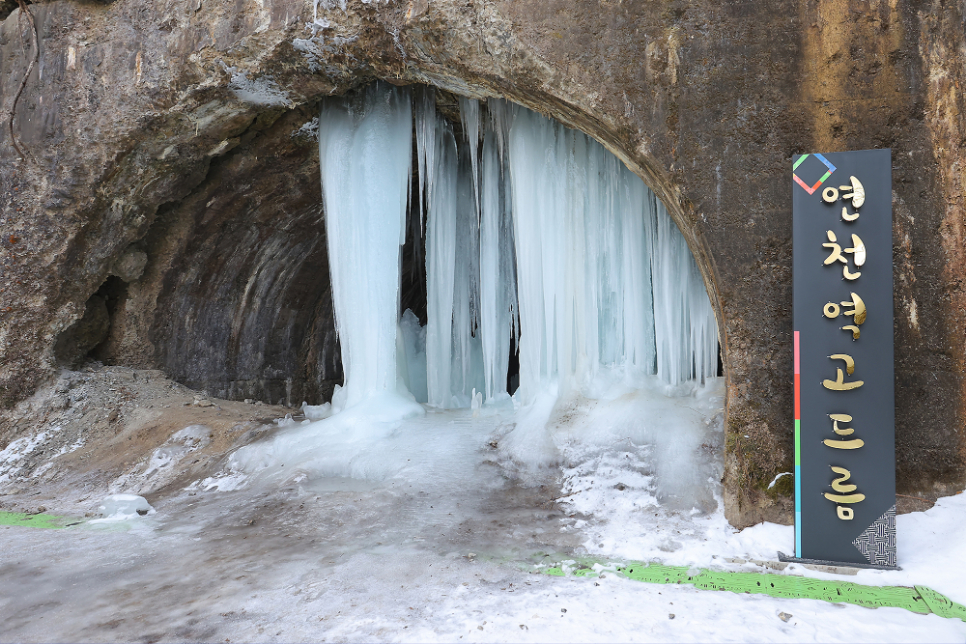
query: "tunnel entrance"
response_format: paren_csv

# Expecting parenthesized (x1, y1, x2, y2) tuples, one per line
(246, 80, 725, 514)
(46, 78, 726, 515)
(54, 82, 720, 432)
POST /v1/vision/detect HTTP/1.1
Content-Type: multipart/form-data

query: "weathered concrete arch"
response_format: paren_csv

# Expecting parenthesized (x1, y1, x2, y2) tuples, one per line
(2, 0, 964, 528)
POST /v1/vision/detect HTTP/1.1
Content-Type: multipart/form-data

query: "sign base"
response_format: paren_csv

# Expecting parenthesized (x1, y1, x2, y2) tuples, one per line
(778, 551, 900, 571)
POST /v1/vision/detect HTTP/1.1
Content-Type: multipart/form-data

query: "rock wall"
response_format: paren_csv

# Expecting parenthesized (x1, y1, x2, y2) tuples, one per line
(1, 0, 963, 526)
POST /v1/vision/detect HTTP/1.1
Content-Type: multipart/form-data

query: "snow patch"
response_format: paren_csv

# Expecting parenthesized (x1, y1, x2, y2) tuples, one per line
(189, 470, 249, 493)
(225, 65, 292, 107)
(292, 116, 319, 141)
(0, 426, 65, 484)
(94, 494, 154, 521)
(111, 425, 212, 495)
(767, 471, 792, 489)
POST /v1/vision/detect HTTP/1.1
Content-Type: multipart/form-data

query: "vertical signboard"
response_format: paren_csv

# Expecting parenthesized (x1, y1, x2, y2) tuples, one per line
(791, 149, 896, 568)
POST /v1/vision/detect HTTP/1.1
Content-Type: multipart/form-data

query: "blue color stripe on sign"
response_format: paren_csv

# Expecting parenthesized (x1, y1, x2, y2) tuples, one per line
(795, 464, 802, 557)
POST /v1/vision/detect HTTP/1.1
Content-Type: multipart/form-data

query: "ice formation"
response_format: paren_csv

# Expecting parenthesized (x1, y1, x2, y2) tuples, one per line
(478, 117, 517, 406)
(318, 82, 717, 424)
(232, 83, 720, 503)
(410, 94, 718, 407)
(316, 82, 421, 415)
(96, 494, 154, 521)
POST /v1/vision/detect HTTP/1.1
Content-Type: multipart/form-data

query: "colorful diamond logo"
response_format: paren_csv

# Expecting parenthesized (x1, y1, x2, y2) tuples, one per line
(793, 153, 836, 195)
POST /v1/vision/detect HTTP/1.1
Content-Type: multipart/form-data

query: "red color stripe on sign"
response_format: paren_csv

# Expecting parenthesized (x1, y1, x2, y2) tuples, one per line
(794, 331, 801, 420)
(793, 174, 821, 195)
(794, 374, 801, 420)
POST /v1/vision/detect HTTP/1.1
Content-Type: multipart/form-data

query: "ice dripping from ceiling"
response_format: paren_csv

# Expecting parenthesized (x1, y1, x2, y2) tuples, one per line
(229, 83, 721, 508)
(315, 82, 423, 416)
(413, 89, 717, 409)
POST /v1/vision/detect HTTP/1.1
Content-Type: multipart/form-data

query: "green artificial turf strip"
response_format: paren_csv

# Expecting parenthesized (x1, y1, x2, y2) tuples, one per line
(0, 510, 80, 529)
(540, 560, 966, 621)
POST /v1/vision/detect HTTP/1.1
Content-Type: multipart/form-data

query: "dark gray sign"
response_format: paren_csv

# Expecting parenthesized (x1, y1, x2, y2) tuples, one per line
(791, 149, 896, 568)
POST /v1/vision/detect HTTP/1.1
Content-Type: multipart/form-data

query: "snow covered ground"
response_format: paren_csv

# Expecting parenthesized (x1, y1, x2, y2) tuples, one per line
(1, 376, 963, 643)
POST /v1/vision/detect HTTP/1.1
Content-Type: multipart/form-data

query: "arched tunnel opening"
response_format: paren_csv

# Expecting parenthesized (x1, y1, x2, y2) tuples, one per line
(46, 88, 715, 412)
(49, 80, 725, 513)
(53, 82, 723, 410)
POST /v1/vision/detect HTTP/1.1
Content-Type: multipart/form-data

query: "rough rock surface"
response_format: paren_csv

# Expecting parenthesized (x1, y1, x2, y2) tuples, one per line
(0, 365, 292, 517)
(1, 0, 964, 526)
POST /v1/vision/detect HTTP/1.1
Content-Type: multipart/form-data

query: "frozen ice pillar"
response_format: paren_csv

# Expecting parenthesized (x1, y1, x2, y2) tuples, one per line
(318, 82, 418, 413)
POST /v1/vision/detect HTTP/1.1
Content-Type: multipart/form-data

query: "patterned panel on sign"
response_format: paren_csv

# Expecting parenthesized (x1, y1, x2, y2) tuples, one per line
(852, 505, 896, 568)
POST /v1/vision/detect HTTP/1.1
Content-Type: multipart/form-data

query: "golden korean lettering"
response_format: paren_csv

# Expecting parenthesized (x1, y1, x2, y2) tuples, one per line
(822, 292, 867, 339)
(823, 413, 864, 449)
(823, 231, 866, 280)
(815, 172, 876, 524)
(822, 354, 864, 391)
(821, 175, 865, 222)
(824, 465, 865, 520)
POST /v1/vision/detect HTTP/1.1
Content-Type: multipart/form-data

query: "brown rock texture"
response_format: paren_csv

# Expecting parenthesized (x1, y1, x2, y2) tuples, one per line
(1, 0, 963, 526)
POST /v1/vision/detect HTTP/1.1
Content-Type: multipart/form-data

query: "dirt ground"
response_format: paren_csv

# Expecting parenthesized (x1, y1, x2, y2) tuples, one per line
(0, 365, 298, 517)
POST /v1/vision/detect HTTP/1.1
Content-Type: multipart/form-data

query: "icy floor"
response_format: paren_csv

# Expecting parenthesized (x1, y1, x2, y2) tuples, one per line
(1, 381, 964, 642)
(2, 486, 963, 642)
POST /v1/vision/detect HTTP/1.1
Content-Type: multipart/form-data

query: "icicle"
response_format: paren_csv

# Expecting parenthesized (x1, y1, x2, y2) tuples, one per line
(649, 196, 717, 386)
(504, 105, 713, 402)
(425, 119, 459, 408)
(414, 87, 437, 236)
(423, 102, 486, 409)
(399, 309, 428, 403)
(318, 82, 415, 410)
(479, 124, 513, 404)
(506, 107, 563, 401)
(450, 146, 484, 406)
(486, 99, 515, 166)
(458, 96, 482, 222)
(485, 98, 520, 352)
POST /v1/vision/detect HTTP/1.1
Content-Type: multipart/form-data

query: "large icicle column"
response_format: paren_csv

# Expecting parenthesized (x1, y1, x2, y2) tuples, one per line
(479, 114, 517, 406)
(421, 92, 460, 408)
(420, 93, 489, 409)
(318, 82, 414, 411)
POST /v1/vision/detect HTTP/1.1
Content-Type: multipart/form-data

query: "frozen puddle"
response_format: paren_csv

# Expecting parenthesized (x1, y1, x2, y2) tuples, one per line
(214, 375, 727, 559)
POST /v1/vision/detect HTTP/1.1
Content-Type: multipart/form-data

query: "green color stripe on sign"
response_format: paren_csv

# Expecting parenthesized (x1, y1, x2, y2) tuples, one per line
(539, 560, 966, 621)
(795, 419, 801, 466)
(793, 154, 809, 170)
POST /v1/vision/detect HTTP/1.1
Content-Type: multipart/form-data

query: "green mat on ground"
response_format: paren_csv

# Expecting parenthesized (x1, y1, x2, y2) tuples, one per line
(539, 559, 966, 621)
(0, 510, 80, 529)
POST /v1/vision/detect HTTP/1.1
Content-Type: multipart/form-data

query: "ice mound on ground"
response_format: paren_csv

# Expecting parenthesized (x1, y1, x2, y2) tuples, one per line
(554, 378, 724, 512)
(228, 391, 426, 483)
(97, 494, 154, 521)
(302, 402, 333, 421)
(494, 388, 561, 474)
